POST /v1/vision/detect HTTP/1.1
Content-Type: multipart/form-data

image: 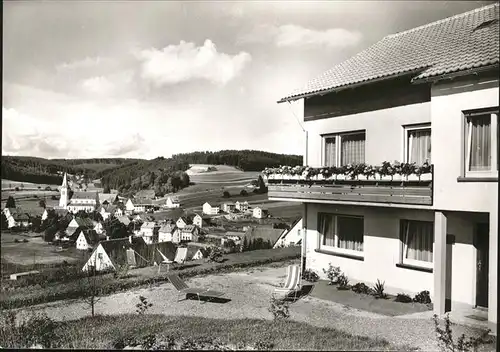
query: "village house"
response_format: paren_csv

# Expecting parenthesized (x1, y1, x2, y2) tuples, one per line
(186, 243, 208, 261)
(176, 225, 200, 242)
(133, 198, 156, 213)
(66, 217, 95, 237)
(268, 4, 498, 333)
(3, 208, 31, 228)
(158, 223, 177, 243)
(82, 237, 176, 272)
(222, 202, 236, 213)
(165, 196, 180, 208)
(116, 216, 131, 227)
(235, 201, 249, 212)
(139, 221, 160, 245)
(125, 199, 135, 215)
(202, 202, 220, 215)
(176, 216, 192, 229)
(252, 207, 269, 219)
(274, 218, 303, 248)
(75, 229, 102, 251)
(98, 193, 118, 205)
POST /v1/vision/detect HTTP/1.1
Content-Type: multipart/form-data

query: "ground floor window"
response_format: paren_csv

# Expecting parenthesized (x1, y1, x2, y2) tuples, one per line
(400, 219, 434, 267)
(318, 213, 364, 254)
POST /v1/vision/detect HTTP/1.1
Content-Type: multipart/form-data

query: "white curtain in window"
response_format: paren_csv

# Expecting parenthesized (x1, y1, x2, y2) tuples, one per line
(341, 133, 365, 165)
(325, 138, 336, 167)
(409, 129, 431, 165)
(402, 220, 433, 262)
(337, 216, 364, 251)
(319, 213, 335, 246)
(469, 115, 491, 171)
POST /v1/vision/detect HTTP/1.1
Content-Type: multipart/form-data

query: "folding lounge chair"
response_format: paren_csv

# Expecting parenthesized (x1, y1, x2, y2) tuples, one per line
(167, 273, 225, 303)
(273, 265, 301, 300)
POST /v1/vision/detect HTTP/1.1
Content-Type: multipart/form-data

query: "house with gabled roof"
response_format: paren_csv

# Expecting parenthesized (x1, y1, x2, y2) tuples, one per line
(165, 196, 180, 208)
(82, 237, 176, 272)
(252, 207, 269, 219)
(235, 201, 249, 212)
(139, 221, 160, 245)
(98, 193, 118, 205)
(186, 244, 207, 261)
(268, 4, 499, 333)
(158, 223, 177, 243)
(202, 202, 220, 215)
(75, 229, 102, 251)
(176, 216, 192, 229)
(274, 218, 303, 249)
(222, 202, 236, 213)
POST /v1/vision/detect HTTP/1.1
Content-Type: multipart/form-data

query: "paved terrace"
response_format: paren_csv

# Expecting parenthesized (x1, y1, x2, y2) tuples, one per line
(15, 265, 492, 351)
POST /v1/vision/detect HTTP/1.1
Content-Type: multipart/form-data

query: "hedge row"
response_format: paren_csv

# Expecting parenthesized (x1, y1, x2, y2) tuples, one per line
(1, 248, 300, 310)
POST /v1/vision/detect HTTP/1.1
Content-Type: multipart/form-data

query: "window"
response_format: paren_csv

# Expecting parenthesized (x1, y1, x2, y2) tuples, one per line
(324, 131, 366, 167)
(464, 108, 498, 176)
(318, 213, 364, 254)
(405, 124, 431, 165)
(400, 220, 433, 268)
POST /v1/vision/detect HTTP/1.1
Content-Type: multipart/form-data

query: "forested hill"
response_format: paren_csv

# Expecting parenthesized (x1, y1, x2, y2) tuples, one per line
(171, 150, 303, 171)
(1, 156, 140, 185)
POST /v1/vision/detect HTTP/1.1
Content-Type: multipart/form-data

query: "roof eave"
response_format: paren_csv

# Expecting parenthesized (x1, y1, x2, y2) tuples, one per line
(277, 67, 430, 104)
(411, 63, 500, 84)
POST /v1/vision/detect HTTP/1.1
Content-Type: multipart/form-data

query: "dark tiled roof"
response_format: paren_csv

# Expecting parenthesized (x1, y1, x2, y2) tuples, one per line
(159, 223, 176, 233)
(72, 191, 98, 200)
(244, 227, 286, 247)
(116, 216, 131, 226)
(186, 244, 207, 260)
(279, 4, 499, 102)
(74, 217, 95, 228)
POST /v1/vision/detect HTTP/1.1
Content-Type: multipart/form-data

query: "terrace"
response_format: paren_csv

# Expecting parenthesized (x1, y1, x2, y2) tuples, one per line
(263, 162, 433, 206)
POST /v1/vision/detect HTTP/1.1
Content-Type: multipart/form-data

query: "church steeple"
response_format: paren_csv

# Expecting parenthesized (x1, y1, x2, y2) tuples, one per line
(59, 172, 70, 208)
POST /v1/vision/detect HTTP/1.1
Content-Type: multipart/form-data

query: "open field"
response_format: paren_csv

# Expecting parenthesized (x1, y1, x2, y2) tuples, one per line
(0, 196, 59, 216)
(1, 179, 60, 190)
(1, 233, 83, 270)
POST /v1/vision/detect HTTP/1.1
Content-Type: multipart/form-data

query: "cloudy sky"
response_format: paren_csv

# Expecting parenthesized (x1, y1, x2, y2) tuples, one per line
(2, 1, 494, 159)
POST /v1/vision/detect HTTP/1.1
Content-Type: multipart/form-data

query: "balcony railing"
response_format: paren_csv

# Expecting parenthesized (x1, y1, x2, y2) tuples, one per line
(264, 165, 433, 206)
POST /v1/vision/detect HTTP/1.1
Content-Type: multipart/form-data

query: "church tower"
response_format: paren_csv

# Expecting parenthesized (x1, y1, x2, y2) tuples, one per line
(59, 173, 70, 208)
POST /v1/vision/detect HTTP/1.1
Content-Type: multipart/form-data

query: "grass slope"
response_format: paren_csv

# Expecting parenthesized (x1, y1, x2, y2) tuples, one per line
(2, 314, 405, 350)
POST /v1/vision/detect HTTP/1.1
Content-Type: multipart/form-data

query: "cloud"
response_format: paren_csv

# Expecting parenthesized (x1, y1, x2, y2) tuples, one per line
(136, 39, 252, 86)
(105, 133, 147, 156)
(81, 76, 115, 94)
(240, 24, 362, 48)
(56, 56, 114, 71)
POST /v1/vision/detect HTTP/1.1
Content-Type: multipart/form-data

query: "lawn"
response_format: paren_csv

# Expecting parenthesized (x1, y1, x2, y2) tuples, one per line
(0, 247, 301, 309)
(0, 314, 407, 350)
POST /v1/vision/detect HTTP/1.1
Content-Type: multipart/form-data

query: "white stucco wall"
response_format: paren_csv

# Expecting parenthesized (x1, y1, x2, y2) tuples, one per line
(304, 203, 479, 307)
(304, 101, 431, 167)
(431, 79, 499, 213)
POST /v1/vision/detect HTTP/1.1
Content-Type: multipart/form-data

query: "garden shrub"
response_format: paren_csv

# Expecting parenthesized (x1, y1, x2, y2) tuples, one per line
(336, 274, 350, 290)
(322, 263, 342, 285)
(0, 311, 60, 348)
(433, 314, 492, 352)
(372, 279, 388, 299)
(301, 269, 319, 282)
(413, 290, 432, 304)
(135, 295, 153, 315)
(351, 282, 372, 295)
(395, 293, 412, 303)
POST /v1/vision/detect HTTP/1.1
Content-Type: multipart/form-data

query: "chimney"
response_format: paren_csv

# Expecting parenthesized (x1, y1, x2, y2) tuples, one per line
(129, 235, 133, 244)
(106, 235, 110, 241)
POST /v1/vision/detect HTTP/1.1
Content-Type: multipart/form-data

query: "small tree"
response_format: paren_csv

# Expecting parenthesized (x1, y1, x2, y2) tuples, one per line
(223, 191, 230, 198)
(103, 185, 111, 193)
(44, 225, 58, 242)
(6, 196, 16, 208)
(136, 296, 153, 315)
(240, 189, 248, 196)
(39, 200, 46, 208)
(82, 265, 102, 318)
(242, 237, 248, 252)
(1, 213, 8, 230)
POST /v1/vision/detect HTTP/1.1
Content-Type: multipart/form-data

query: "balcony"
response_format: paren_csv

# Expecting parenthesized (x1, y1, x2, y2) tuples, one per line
(264, 163, 433, 206)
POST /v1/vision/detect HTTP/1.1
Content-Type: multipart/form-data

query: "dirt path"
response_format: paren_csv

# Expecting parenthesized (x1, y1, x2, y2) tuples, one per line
(13, 266, 488, 351)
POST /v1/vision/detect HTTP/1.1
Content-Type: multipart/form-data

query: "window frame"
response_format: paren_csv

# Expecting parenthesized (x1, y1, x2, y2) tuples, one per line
(463, 108, 499, 178)
(399, 219, 434, 270)
(322, 130, 366, 167)
(318, 212, 364, 257)
(403, 123, 432, 164)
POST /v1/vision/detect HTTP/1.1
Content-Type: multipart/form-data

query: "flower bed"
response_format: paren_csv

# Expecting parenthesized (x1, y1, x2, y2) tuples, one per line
(262, 161, 432, 183)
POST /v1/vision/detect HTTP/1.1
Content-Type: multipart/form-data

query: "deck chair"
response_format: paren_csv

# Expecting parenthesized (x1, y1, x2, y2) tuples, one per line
(273, 265, 301, 300)
(167, 273, 225, 303)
